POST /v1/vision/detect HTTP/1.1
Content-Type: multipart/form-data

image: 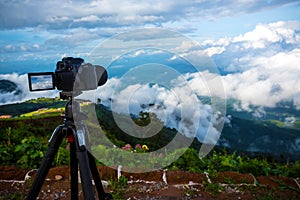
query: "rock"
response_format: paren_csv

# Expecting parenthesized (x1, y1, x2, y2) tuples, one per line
(55, 175, 63, 181)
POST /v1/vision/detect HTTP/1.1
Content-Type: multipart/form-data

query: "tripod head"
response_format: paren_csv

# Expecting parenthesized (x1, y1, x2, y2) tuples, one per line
(59, 91, 81, 100)
(62, 93, 88, 123)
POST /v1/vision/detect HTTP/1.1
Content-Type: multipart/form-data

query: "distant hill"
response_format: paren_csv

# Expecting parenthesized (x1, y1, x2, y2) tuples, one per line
(219, 116, 300, 161)
(0, 79, 23, 104)
(0, 79, 19, 93)
(219, 98, 300, 161)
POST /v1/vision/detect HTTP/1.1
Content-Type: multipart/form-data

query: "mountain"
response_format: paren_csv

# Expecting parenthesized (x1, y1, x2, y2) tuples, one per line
(0, 79, 22, 95)
(219, 116, 300, 161)
(0, 79, 23, 104)
(217, 98, 300, 161)
(0, 79, 19, 93)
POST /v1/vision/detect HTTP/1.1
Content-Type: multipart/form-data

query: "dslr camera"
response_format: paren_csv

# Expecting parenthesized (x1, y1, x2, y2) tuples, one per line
(28, 57, 107, 99)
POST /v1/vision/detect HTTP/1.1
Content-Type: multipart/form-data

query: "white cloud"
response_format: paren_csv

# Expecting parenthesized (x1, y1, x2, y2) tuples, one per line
(212, 21, 300, 109)
(204, 46, 226, 57)
(233, 21, 300, 49)
(44, 28, 99, 48)
(1, 43, 42, 53)
(284, 116, 296, 126)
(74, 15, 101, 23)
(171, 21, 300, 110)
(0, 0, 298, 30)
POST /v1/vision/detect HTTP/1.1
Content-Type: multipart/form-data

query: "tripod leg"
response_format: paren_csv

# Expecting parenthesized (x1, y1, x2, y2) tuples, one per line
(88, 151, 112, 200)
(76, 148, 95, 200)
(25, 125, 64, 200)
(70, 141, 79, 200)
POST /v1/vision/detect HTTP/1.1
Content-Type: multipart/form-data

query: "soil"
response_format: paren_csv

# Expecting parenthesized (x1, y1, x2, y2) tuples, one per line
(0, 165, 299, 199)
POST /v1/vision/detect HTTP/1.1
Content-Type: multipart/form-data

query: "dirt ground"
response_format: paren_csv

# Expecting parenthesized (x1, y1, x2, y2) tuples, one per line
(0, 165, 299, 199)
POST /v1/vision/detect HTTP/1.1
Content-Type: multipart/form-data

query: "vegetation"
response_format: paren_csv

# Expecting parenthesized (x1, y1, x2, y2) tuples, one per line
(0, 114, 63, 169)
(0, 116, 299, 178)
(169, 148, 300, 177)
(0, 98, 299, 178)
(108, 175, 128, 199)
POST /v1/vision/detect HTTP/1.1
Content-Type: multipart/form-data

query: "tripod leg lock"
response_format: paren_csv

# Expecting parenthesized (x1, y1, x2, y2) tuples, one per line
(77, 129, 86, 147)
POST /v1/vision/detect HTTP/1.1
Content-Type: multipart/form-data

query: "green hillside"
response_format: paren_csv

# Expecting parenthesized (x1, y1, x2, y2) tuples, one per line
(0, 97, 299, 163)
(0, 98, 67, 117)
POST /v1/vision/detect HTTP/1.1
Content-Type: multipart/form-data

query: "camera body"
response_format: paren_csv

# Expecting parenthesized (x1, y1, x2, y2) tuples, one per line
(28, 57, 107, 97)
(55, 57, 85, 91)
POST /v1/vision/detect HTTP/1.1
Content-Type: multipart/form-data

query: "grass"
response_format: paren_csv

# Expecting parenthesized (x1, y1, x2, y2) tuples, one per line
(0, 192, 25, 200)
(108, 175, 128, 199)
(20, 107, 64, 118)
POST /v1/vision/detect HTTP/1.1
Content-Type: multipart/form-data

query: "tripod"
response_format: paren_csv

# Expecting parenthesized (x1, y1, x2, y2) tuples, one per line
(25, 95, 112, 200)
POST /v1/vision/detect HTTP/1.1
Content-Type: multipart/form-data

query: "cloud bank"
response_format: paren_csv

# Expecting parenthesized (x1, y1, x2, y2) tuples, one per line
(176, 21, 300, 110)
(77, 76, 223, 144)
(220, 21, 300, 109)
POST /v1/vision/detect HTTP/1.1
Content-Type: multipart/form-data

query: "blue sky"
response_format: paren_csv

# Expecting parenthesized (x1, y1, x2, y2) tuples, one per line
(194, 4, 299, 38)
(0, 0, 300, 112)
(0, 0, 299, 73)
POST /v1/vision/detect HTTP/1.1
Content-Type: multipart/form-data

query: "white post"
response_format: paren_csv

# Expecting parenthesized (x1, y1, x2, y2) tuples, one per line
(117, 165, 122, 180)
